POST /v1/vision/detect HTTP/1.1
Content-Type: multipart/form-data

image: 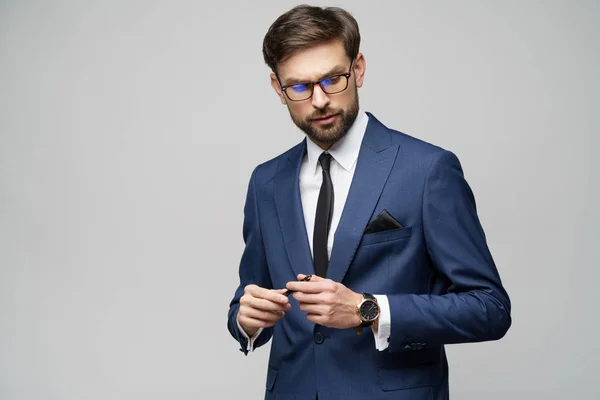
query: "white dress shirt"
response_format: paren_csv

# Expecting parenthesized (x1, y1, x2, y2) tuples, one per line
(238, 110, 391, 351)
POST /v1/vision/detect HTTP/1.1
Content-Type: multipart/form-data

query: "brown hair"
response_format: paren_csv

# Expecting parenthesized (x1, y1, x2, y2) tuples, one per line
(262, 5, 361, 74)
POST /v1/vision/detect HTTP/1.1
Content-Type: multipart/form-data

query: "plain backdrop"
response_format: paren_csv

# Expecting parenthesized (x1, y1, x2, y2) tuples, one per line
(1, 1, 599, 399)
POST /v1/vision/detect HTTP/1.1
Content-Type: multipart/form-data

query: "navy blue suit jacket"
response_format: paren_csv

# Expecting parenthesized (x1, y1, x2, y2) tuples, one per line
(227, 113, 511, 400)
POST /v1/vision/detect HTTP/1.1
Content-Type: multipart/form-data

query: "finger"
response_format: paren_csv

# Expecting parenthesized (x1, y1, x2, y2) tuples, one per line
(241, 307, 285, 322)
(297, 273, 325, 282)
(247, 286, 289, 305)
(238, 315, 279, 329)
(298, 303, 328, 315)
(243, 296, 288, 312)
(286, 280, 333, 294)
(305, 313, 327, 326)
(292, 292, 321, 304)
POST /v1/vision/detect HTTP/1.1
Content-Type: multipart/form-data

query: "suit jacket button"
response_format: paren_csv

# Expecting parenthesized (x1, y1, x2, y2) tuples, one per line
(314, 332, 325, 344)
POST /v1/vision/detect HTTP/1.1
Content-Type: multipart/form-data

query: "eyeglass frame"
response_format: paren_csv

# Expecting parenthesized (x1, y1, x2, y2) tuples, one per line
(277, 60, 355, 102)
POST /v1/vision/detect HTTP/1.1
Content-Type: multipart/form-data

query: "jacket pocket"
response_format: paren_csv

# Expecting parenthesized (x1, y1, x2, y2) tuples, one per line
(266, 366, 278, 391)
(361, 226, 412, 246)
(378, 362, 443, 391)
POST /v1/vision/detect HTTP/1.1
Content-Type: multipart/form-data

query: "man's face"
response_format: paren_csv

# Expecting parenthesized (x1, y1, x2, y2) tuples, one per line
(271, 40, 366, 148)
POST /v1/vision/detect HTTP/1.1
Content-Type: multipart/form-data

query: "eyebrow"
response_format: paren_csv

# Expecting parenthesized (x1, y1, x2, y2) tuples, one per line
(282, 64, 348, 86)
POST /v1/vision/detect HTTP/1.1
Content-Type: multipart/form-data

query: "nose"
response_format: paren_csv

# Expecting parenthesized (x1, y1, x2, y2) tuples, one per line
(311, 84, 330, 109)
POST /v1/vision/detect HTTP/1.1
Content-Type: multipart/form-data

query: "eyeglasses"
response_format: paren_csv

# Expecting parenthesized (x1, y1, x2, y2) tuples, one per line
(279, 61, 354, 102)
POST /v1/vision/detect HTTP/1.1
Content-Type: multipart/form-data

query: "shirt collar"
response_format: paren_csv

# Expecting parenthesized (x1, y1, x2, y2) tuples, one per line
(306, 109, 369, 175)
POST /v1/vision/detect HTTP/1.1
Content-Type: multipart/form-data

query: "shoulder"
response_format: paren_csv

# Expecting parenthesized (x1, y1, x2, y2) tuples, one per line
(392, 129, 447, 159)
(363, 113, 466, 183)
(248, 140, 305, 186)
(366, 112, 453, 164)
(384, 126, 461, 174)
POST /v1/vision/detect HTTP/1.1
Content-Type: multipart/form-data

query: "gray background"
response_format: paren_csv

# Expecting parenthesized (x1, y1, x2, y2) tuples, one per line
(1, 0, 598, 399)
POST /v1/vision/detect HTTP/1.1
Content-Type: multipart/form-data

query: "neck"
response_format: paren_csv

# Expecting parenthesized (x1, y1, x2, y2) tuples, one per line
(313, 140, 334, 151)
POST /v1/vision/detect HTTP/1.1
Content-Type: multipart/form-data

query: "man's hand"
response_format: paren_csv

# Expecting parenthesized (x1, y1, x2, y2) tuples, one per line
(237, 285, 291, 337)
(286, 274, 364, 329)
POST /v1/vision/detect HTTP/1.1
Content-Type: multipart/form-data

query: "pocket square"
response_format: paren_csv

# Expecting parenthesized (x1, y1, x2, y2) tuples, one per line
(364, 209, 404, 234)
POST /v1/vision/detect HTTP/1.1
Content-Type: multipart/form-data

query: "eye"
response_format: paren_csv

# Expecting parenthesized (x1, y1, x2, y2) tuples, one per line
(290, 84, 309, 93)
(322, 76, 340, 87)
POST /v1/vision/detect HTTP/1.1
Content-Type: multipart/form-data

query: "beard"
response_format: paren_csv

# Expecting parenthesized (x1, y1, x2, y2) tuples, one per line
(289, 88, 360, 146)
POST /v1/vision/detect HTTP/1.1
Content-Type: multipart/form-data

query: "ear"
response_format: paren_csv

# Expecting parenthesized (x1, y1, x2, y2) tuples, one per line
(270, 73, 287, 105)
(352, 53, 366, 88)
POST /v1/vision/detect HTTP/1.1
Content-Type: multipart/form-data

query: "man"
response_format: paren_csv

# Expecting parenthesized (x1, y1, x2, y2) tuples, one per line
(227, 5, 511, 400)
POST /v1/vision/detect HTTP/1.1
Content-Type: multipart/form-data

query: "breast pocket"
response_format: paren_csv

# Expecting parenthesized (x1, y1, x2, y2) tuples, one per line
(360, 226, 412, 246)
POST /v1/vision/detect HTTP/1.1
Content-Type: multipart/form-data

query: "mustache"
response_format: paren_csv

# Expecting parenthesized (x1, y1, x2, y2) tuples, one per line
(309, 108, 341, 120)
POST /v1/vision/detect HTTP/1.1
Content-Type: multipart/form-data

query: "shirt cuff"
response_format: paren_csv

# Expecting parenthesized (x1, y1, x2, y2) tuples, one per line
(236, 315, 263, 352)
(372, 295, 391, 351)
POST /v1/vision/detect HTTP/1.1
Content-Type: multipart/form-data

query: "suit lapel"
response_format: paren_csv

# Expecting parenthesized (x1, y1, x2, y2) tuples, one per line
(327, 114, 399, 283)
(273, 140, 315, 279)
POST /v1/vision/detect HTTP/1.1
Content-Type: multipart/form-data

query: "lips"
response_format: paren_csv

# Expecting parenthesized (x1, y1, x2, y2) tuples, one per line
(312, 114, 339, 125)
(313, 114, 335, 121)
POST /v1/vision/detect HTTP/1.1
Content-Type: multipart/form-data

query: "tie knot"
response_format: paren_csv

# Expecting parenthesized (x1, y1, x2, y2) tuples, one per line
(318, 152, 332, 171)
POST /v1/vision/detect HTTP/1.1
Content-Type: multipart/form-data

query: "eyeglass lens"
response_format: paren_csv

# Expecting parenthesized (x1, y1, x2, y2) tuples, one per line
(286, 75, 348, 101)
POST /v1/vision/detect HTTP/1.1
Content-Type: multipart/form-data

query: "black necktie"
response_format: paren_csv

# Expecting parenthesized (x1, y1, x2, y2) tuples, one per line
(313, 152, 334, 278)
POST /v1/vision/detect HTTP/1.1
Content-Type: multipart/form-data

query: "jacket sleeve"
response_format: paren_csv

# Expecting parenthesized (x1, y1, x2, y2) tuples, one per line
(387, 150, 511, 352)
(227, 167, 274, 355)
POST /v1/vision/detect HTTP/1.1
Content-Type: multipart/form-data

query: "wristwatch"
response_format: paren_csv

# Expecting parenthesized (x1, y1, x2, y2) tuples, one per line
(354, 293, 380, 335)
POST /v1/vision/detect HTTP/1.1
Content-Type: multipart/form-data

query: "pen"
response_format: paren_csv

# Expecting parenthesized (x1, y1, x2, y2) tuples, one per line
(283, 274, 312, 296)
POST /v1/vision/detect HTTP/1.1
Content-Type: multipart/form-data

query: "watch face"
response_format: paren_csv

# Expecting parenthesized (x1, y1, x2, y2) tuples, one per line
(359, 299, 379, 321)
